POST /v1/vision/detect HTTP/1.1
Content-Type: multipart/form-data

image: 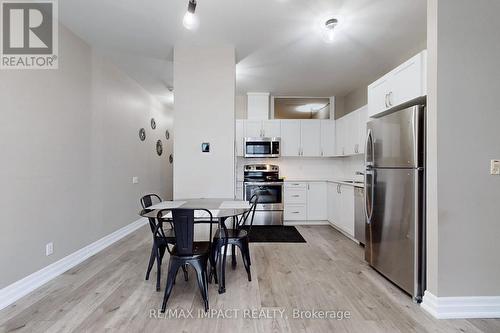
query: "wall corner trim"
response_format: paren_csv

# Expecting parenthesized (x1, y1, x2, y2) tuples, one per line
(421, 290, 500, 319)
(0, 218, 148, 311)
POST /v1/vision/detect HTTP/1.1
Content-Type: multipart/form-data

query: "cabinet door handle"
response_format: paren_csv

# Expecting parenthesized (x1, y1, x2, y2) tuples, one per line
(307, 184, 310, 190)
(292, 211, 300, 214)
(291, 195, 300, 197)
(388, 91, 393, 107)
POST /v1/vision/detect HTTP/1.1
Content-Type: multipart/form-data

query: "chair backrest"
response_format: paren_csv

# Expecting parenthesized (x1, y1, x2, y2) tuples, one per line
(237, 194, 259, 230)
(157, 208, 213, 256)
(140, 194, 162, 209)
(140, 194, 167, 235)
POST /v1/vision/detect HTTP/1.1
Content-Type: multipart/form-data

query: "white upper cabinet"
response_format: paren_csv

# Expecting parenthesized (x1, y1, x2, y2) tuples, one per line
(357, 106, 368, 154)
(335, 117, 345, 155)
(281, 120, 301, 156)
(320, 120, 336, 157)
(300, 120, 321, 157)
(245, 120, 263, 138)
(367, 77, 391, 118)
(335, 105, 368, 156)
(368, 50, 427, 118)
(344, 112, 358, 155)
(247, 93, 270, 120)
(245, 120, 281, 138)
(262, 120, 281, 138)
(235, 120, 245, 157)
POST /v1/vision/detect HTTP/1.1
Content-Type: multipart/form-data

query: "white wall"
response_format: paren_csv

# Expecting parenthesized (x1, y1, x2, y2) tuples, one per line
(427, 0, 500, 297)
(0, 25, 173, 288)
(173, 46, 235, 199)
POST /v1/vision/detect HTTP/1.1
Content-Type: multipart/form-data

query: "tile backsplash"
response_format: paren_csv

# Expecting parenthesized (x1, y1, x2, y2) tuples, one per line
(236, 155, 364, 182)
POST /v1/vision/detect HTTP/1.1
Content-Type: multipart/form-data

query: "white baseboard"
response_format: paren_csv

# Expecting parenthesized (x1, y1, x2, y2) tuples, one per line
(421, 290, 500, 319)
(0, 218, 148, 311)
(328, 223, 360, 244)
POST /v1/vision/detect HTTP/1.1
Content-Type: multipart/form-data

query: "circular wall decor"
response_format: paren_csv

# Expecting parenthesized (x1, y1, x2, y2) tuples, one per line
(150, 118, 156, 130)
(169, 154, 173, 164)
(156, 140, 163, 156)
(165, 130, 170, 140)
(138, 128, 146, 141)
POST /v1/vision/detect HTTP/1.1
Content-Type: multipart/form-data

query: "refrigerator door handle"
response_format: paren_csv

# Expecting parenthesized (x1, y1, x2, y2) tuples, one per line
(365, 129, 374, 167)
(364, 168, 374, 224)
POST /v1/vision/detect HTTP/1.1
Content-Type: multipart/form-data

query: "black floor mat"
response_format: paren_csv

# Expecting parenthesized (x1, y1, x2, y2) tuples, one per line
(241, 226, 306, 243)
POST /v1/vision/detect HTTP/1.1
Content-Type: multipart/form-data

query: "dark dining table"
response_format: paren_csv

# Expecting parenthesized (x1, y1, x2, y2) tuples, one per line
(139, 198, 251, 294)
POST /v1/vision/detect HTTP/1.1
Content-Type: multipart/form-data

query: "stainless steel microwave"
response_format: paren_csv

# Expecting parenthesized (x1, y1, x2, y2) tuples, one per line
(244, 137, 280, 158)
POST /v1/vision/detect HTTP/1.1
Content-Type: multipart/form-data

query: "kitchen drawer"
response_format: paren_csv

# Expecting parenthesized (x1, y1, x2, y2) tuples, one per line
(284, 204, 307, 221)
(285, 182, 307, 189)
(284, 189, 307, 204)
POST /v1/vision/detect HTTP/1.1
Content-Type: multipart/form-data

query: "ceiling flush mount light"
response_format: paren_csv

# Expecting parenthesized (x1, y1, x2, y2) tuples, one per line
(183, 0, 199, 30)
(323, 18, 338, 43)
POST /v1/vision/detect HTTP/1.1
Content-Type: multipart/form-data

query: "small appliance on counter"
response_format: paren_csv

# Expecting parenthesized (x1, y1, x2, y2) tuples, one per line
(243, 164, 283, 225)
(244, 137, 280, 158)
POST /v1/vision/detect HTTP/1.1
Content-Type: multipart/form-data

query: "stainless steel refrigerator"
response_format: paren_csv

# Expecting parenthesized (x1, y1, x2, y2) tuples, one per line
(364, 97, 426, 302)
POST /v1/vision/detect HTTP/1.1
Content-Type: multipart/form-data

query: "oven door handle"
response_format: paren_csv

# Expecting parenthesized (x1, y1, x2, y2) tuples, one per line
(244, 182, 284, 186)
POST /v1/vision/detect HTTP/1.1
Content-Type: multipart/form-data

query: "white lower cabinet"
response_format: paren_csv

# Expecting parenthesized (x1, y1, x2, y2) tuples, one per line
(327, 182, 355, 237)
(284, 204, 307, 221)
(283, 181, 357, 236)
(284, 181, 326, 223)
(306, 182, 327, 221)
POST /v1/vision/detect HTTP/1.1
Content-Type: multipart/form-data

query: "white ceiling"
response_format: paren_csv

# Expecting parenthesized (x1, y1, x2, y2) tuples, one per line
(59, 0, 426, 99)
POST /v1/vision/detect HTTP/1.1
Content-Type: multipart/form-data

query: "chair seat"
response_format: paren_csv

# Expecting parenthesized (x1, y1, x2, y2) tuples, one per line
(213, 228, 248, 240)
(171, 241, 211, 257)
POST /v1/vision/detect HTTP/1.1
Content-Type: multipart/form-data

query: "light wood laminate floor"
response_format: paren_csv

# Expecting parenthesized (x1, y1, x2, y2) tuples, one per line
(1, 225, 499, 333)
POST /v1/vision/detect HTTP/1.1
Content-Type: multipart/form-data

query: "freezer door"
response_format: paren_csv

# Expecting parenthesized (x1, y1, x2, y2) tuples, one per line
(366, 168, 424, 299)
(367, 105, 424, 168)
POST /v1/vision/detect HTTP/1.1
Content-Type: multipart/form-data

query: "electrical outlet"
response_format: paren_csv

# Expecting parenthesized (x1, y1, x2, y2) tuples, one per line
(132, 176, 139, 184)
(491, 160, 500, 175)
(46, 242, 53, 256)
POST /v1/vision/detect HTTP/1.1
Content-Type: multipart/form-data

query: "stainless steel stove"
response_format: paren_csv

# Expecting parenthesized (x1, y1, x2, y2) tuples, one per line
(243, 164, 283, 225)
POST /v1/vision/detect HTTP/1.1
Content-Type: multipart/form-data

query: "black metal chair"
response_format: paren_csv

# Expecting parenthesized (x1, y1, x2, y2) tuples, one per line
(158, 209, 214, 313)
(140, 194, 188, 291)
(211, 194, 258, 282)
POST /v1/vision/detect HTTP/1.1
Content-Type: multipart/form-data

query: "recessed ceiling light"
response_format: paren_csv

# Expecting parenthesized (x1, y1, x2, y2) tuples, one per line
(323, 18, 338, 43)
(183, 0, 199, 30)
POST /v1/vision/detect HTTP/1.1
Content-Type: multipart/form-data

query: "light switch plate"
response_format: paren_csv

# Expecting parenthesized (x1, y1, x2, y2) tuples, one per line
(46, 242, 53, 256)
(491, 160, 500, 175)
(132, 176, 139, 184)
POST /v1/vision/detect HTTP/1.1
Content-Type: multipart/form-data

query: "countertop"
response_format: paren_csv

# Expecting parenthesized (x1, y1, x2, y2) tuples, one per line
(283, 178, 365, 188)
(236, 178, 365, 188)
